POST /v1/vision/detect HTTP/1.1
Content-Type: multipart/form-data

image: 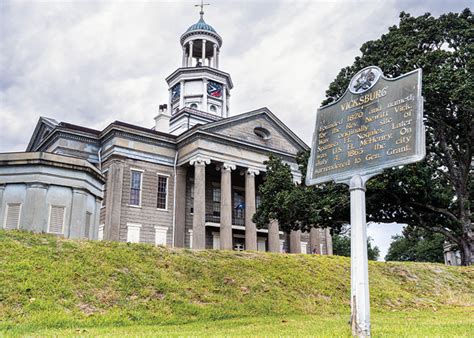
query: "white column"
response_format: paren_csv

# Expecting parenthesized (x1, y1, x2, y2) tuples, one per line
(216, 50, 220, 69)
(245, 168, 259, 251)
(289, 230, 302, 254)
(203, 79, 208, 112)
(349, 174, 371, 337)
(268, 219, 280, 253)
(326, 227, 333, 255)
(222, 85, 227, 117)
(182, 46, 187, 67)
(220, 163, 235, 250)
(190, 157, 210, 249)
(201, 39, 206, 65)
(179, 80, 184, 108)
(168, 88, 172, 114)
(93, 197, 101, 240)
(188, 41, 194, 67)
(213, 44, 217, 68)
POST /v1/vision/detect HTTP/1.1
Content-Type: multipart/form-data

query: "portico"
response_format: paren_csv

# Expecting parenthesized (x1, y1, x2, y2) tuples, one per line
(188, 156, 279, 251)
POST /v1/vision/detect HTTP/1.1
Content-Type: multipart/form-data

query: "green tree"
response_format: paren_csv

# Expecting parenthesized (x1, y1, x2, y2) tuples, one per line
(322, 9, 473, 265)
(333, 234, 380, 261)
(254, 10, 472, 264)
(385, 230, 445, 263)
(253, 154, 348, 234)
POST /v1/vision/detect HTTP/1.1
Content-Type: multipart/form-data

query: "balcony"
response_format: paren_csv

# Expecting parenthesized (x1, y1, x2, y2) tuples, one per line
(205, 213, 245, 226)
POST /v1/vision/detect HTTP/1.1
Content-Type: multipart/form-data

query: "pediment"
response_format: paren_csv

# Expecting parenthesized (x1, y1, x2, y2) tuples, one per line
(200, 108, 308, 154)
(26, 117, 59, 151)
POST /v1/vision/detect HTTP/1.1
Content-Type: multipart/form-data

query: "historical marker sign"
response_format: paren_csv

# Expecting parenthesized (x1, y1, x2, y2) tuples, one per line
(306, 66, 424, 337)
(306, 66, 424, 185)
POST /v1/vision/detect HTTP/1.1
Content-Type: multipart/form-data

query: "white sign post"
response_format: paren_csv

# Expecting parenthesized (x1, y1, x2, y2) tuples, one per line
(306, 66, 424, 337)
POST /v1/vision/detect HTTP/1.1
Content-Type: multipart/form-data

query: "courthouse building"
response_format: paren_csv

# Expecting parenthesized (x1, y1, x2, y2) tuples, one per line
(0, 10, 333, 254)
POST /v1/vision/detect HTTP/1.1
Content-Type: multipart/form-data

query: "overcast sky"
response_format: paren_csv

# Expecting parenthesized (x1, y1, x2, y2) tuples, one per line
(0, 0, 469, 258)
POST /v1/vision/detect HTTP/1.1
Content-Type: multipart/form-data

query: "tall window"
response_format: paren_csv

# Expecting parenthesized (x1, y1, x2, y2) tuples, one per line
(212, 187, 221, 217)
(233, 191, 244, 219)
(130, 170, 142, 206)
(157, 175, 168, 209)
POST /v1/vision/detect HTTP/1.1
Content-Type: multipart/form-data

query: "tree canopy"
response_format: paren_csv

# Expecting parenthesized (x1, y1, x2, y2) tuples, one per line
(385, 230, 445, 263)
(333, 234, 380, 261)
(254, 9, 473, 265)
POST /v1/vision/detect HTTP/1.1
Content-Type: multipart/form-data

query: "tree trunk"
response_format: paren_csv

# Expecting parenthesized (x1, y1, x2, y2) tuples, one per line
(459, 237, 472, 266)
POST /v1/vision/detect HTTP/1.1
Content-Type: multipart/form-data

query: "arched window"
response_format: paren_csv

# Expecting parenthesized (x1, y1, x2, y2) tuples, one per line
(190, 103, 198, 109)
(210, 105, 217, 113)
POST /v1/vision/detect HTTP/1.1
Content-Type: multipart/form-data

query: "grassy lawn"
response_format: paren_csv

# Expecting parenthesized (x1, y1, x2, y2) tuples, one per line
(23, 308, 474, 337)
(1, 230, 473, 336)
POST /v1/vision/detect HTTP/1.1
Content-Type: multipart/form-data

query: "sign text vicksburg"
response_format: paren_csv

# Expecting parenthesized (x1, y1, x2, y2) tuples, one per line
(306, 66, 424, 185)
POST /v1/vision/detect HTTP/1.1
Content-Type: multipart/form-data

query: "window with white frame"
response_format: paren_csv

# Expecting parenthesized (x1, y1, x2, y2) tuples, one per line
(130, 170, 142, 206)
(48, 205, 66, 234)
(4, 203, 21, 230)
(154, 226, 168, 246)
(126, 223, 141, 243)
(157, 175, 168, 210)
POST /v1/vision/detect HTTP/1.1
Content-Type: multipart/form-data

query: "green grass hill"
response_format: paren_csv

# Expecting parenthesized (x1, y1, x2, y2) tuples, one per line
(0, 230, 473, 336)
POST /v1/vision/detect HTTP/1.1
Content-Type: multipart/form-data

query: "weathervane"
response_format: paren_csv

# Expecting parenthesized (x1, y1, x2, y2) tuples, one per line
(195, 0, 210, 18)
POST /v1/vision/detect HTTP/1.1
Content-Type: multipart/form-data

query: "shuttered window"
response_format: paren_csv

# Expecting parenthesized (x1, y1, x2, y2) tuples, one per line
(48, 205, 65, 234)
(4, 203, 21, 229)
(84, 212, 92, 238)
(157, 175, 168, 210)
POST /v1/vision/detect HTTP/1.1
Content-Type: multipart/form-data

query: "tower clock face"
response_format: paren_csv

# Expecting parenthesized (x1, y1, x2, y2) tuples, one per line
(207, 81, 223, 98)
(171, 83, 180, 101)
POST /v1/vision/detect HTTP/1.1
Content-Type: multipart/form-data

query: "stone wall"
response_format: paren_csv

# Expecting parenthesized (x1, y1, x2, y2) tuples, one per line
(0, 152, 104, 239)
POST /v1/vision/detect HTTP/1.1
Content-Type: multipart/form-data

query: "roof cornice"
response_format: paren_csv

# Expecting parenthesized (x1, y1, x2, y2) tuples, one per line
(165, 66, 233, 89)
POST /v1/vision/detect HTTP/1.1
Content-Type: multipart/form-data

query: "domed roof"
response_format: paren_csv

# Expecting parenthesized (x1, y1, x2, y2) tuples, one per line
(186, 17, 217, 33)
(180, 14, 223, 47)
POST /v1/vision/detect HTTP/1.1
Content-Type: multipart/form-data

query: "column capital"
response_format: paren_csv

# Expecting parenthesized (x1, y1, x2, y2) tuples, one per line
(189, 40, 194, 45)
(246, 168, 260, 176)
(190, 157, 211, 166)
(221, 163, 236, 171)
(202, 39, 207, 44)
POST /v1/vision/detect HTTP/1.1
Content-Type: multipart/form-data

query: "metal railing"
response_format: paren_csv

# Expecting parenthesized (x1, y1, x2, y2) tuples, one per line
(205, 213, 245, 226)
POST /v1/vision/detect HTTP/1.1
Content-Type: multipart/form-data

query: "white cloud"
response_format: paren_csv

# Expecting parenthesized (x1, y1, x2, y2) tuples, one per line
(1, 0, 469, 151)
(0, 0, 468, 254)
